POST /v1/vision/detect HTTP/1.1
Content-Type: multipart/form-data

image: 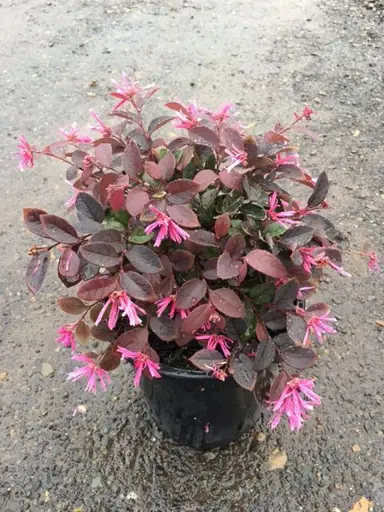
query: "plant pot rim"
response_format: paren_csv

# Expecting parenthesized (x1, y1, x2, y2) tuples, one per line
(157, 363, 211, 379)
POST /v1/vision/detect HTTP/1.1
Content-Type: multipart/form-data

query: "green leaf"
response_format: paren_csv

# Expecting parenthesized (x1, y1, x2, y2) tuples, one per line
(241, 302, 257, 341)
(201, 188, 218, 209)
(249, 282, 275, 305)
(228, 218, 243, 236)
(103, 218, 125, 230)
(222, 191, 244, 214)
(263, 222, 286, 238)
(182, 161, 197, 180)
(113, 210, 130, 227)
(128, 226, 154, 244)
(241, 203, 265, 220)
(205, 153, 216, 170)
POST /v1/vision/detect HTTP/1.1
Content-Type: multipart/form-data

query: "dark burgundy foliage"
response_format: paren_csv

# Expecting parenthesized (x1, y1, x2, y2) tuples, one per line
(22, 77, 354, 402)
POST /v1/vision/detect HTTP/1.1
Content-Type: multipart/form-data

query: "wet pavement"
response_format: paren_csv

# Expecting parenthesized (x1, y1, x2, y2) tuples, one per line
(0, 0, 383, 510)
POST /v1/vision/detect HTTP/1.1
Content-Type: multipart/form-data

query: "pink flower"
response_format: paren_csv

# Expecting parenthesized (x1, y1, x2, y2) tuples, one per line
(65, 183, 81, 211)
(90, 110, 112, 137)
(275, 151, 300, 167)
(297, 307, 337, 346)
(173, 101, 202, 130)
(144, 205, 190, 247)
(367, 251, 381, 272)
(297, 285, 316, 300)
(95, 291, 146, 330)
(269, 377, 321, 431)
(267, 192, 297, 227)
(156, 295, 189, 319)
(299, 248, 351, 277)
(17, 135, 37, 171)
(205, 363, 227, 381)
(210, 103, 234, 124)
(199, 311, 222, 332)
(61, 124, 93, 144)
(67, 353, 111, 393)
(294, 106, 315, 121)
(117, 347, 161, 387)
(195, 333, 233, 358)
(110, 72, 143, 110)
(225, 146, 248, 172)
(56, 324, 76, 351)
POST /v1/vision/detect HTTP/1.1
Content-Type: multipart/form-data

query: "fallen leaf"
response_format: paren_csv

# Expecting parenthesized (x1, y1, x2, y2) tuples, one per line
(126, 491, 138, 500)
(267, 448, 287, 470)
(0, 371, 8, 382)
(352, 443, 361, 453)
(353, 129, 360, 137)
(41, 362, 54, 377)
(375, 320, 384, 328)
(73, 507, 83, 512)
(87, 91, 97, 97)
(349, 497, 373, 512)
(73, 404, 87, 416)
(43, 490, 49, 503)
(257, 432, 267, 442)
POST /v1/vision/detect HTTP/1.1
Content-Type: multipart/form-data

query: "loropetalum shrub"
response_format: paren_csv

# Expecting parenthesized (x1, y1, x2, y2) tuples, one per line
(20, 73, 381, 431)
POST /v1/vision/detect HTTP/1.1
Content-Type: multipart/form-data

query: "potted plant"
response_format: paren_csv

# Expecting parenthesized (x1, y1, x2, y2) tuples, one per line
(19, 73, 380, 450)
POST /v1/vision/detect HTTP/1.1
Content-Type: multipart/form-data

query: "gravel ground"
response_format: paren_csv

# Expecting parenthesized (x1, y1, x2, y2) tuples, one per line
(1, 0, 383, 511)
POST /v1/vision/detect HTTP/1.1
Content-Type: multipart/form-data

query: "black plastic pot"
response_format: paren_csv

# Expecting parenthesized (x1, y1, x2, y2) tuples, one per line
(140, 365, 261, 450)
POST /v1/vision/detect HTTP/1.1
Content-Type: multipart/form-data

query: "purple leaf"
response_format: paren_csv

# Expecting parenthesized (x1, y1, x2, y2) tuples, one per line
(115, 327, 149, 352)
(253, 339, 276, 371)
(167, 204, 200, 228)
(280, 346, 317, 370)
(40, 214, 79, 244)
(23, 208, 50, 238)
(209, 288, 245, 318)
(225, 233, 246, 259)
(269, 371, 290, 401)
(158, 152, 176, 181)
(230, 354, 257, 391)
(280, 225, 313, 250)
(167, 179, 200, 205)
(221, 126, 244, 151)
(182, 303, 213, 334)
(188, 126, 220, 151)
(307, 171, 329, 208)
(274, 279, 299, 308)
(126, 188, 150, 217)
(214, 214, 230, 238)
(203, 257, 219, 280)
(126, 246, 163, 274)
(169, 250, 195, 272)
(90, 229, 124, 252)
(217, 252, 242, 279)
(58, 248, 80, 277)
(26, 251, 49, 294)
(77, 276, 117, 301)
(150, 316, 178, 342)
(120, 270, 156, 302)
(175, 278, 207, 309)
(189, 229, 219, 247)
(148, 116, 175, 135)
(98, 345, 121, 371)
(193, 170, 218, 192)
(189, 349, 225, 371)
(244, 249, 287, 278)
(99, 173, 118, 206)
(76, 193, 105, 223)
(94, 143, 112, 167)
(57, 296, 87, 315)
(219, 169, 243, 190)
(80, 242, 121, 267)
(122, 140, 143, 178)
